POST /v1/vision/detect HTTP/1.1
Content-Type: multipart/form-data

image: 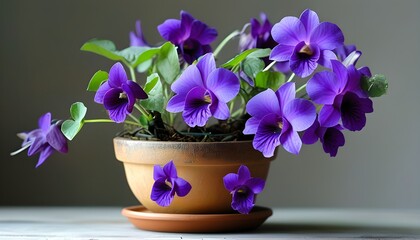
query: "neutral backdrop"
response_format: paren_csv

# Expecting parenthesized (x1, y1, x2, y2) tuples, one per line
(1, 0, 419, 209)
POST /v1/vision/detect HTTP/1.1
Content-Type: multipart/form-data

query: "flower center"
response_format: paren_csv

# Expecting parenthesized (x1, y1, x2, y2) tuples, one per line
(278, 121, 283, 129)
(119, 92, 127, 99)
(203, 94, 212, 104)
(299, 44, 313, 56)
(165, 179, 173, 189)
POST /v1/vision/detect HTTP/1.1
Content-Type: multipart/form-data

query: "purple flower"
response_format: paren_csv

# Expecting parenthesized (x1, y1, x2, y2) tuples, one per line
(151, 160, 192, 207)
(223, 165, 265, 214)
(340, 49, 372, 78)
(244, 82, 316, 157)
(19, 112, 68, 168)
(334, 44, 356, 62)
(239, 13, 277, 52)
(94, 62, 147, 123)
(302, 117, 345, 157)
(158, 10, 217, 64)
(307, 60, 373, 131)
(130, 20, 149, 47)
(166, 53, 240, 127)
(270, 9, 344, 78)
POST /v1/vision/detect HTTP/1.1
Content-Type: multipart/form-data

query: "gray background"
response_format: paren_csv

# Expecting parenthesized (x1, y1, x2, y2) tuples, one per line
(1, 0, 419, 209)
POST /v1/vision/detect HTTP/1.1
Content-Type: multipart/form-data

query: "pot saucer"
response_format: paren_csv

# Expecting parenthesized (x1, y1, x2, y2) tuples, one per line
(121, 205, 272, 233)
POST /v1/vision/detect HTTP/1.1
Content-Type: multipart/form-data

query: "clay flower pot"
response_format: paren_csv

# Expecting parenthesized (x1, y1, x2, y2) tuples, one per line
(113, 137, 275, 214)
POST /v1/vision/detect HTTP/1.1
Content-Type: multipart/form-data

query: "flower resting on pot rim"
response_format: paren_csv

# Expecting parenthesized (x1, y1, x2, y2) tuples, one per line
(223, 165, 265, 214)
(12, 9, 388, 214)
(151, 161, 192, 207)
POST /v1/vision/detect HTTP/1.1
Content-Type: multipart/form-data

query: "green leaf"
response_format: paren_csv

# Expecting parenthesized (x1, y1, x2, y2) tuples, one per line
(156, 42, 180, 84)
(136, 59, 153, 73)
(61, 102, 87, 140)
(70, 102, 87, 122)
(80, 39, 124, 61)
(255, 71, 285, 91)
(87, 70, 108, 92)
(132, 47, 161, 68)
(141, 73, 164, 112)
(361, 74, 388, 97)
(221, 48, 270, 68)
(242, 57, 265, 79)
(117, 46, 149, 64)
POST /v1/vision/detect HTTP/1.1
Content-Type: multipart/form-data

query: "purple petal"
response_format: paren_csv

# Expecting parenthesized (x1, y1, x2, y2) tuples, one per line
(180, 10, 194, 35)
(302, 119, 320, 145)
(245, 178, 265, 194)
(250, 17, 261, 37)
(237, 165, 251, 185)
(342, 49, 361, 66)
(205, 68, 239, 103)
(321, 127, 345, 157)
(223, 173, 239, 192)
(46, 124, 68, 153)
(269, 44, 294, 62)
(182, 87, 212, 127)
(125, 80, 148, 100)
(153, 165, 166, 181)
(166, 94, 186, 113)
(344, 64, 365, 97)
(310, 22, 344, 50)
(163, 160, 178, 178)
(130, 20, 149, 47)
(232, 189, 255, 214)
(253, 113, 282, 158)
(279, 120, 302, 155)
(331, 60, 348, 91)
(290, 42, 320, 78)
(171, 65, 204, 95)
(271, 16, 307, 45)
(103, 88, 128, 123)
(151, 179, 174, 207)
(196, 53, 216, 82)
(276, 82, 296, 112)
(246, 89, 280, 119)
(108, 63, 128, 88)
(28, 134, 46, 156)
(190, 20, 217, 45)
(318, 50, 337, 69)
(210, 98, 230, 120)
(243, 117, 261, 135)
(307, 71, 340, 105)
(157, 19, 185, 45)
(36, 145, 54, 168)
(38, 112, 51, 132)
(341, 92, 373, 131)
(299, 9, 320, 34)
(358, 66, 372, 78)
(174, 177, 192, 197)
(121, 84, 136, 113)
(94, 81, 112, 104)
(283, 98, 316, 131)
(319, 104, 341, 127)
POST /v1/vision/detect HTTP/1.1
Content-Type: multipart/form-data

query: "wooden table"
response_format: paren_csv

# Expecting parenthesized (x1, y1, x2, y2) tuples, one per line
(0, 207, 419, 239)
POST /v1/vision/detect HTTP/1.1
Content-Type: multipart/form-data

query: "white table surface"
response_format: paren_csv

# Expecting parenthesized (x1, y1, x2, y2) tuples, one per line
(0, 207, 419, 239)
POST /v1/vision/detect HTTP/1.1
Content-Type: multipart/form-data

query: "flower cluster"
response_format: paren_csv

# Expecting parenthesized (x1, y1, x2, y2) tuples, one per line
(13, 9, 387, 214)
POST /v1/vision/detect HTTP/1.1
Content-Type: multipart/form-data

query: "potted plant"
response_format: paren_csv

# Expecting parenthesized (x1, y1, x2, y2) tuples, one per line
(11, 9, 388, 232)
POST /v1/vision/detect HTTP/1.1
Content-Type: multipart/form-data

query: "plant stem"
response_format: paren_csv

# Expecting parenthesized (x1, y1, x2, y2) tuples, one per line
(263, 61, 276, 72)
(129, 66, 137, 82)
(84, 119, 140, 126)
(134, 104, 153, 121)
(287, 73, 296, 82)
(213, 30, 240, 58)
(296, 83, 307, 93)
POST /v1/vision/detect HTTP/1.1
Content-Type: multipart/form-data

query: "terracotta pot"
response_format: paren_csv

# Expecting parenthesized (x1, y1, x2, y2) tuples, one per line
(113, 137, 275, 214)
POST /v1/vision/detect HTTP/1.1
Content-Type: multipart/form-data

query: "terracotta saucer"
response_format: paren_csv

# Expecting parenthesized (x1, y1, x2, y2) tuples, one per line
(121, 205, 272, 233)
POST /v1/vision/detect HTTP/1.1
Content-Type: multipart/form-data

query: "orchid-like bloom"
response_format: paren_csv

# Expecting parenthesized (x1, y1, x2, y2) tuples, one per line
(166, 53, 240, 127)
(239, 13, 277, 52)
(94, 62, 147, 123)
(151, 160, 192, 207)
(244, 82, 316, 157)
(302, 117, 345, 157)
(223, 165, 265, 214)
(270, 9, 344, 78)
(158, 10, 217, 64)
(307, 60, 373, 131)
(18, 112, 68, 168)
(130, 20, 150, 47)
